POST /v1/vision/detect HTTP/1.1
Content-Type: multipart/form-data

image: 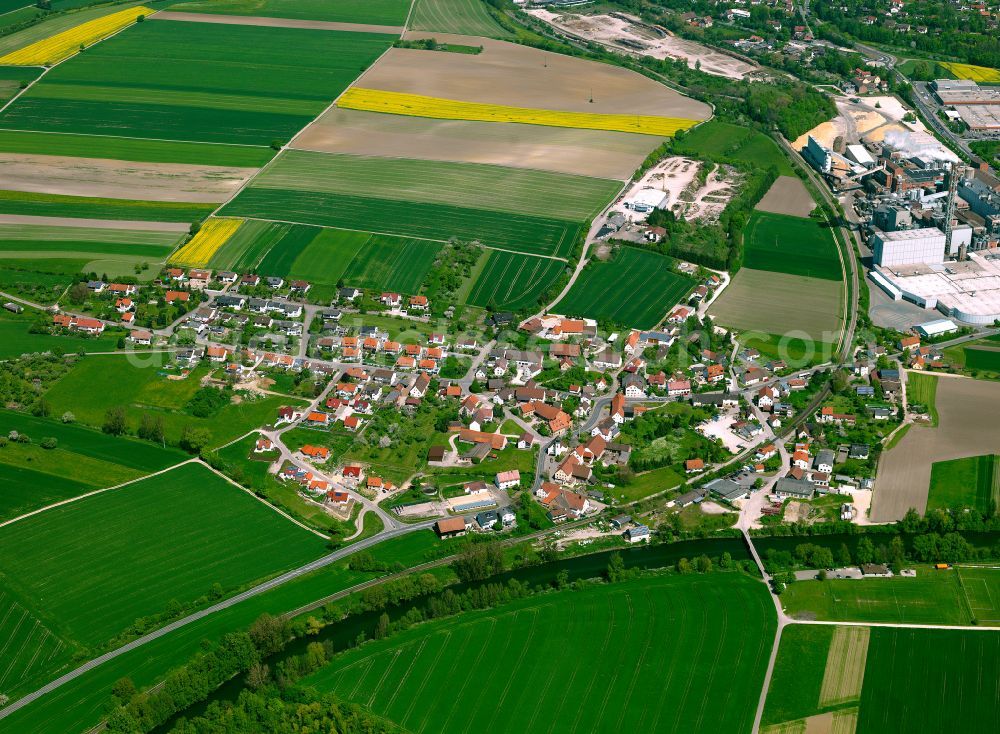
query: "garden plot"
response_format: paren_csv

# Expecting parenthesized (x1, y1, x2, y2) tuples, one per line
(873, 375, 1000, 521)
(292, 107, 655, 180)
(355, 35, 711, 120)
(0, 153, 257, 203)
(528, 9, 759, 80)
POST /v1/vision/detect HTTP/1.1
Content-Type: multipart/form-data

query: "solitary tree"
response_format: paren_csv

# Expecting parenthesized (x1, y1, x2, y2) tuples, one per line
(103, 406, 128, 436)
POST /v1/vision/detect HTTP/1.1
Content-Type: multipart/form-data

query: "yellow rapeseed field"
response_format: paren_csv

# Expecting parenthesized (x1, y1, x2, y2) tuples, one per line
(170, 218, 243, 267)
(0, 6, 154, 66)
(338, 88, 699, 137)
(939, 61, 1000, 83)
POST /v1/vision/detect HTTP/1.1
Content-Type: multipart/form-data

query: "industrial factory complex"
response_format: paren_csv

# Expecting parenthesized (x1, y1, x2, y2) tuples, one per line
(804, 111, 1000, 325)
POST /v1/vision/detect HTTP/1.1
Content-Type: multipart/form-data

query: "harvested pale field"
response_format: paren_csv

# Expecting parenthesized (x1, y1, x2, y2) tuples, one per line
(0, 153, 258, 203)
(873, 375, 1000, 521)
(709, 268, 843, 340)
(819, 627, 869, 707)
(149, 10, 403, 34)
(355, 38, 710, 119)
(292, 107, 657, 179)
(0, 213, 188, 232)
(756, 175, 815, 218)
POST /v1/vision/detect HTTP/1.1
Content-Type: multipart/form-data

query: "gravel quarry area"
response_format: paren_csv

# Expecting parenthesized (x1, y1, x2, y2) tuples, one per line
(527, 9, 759, 81)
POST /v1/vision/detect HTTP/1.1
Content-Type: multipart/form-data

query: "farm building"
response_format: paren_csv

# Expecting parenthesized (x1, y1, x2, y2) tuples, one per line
(436, 517, 469, 539)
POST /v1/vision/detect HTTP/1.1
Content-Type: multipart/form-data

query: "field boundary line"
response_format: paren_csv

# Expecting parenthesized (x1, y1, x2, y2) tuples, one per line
(206, 39, 398, 223)
(787, 619, 1000, 631)
(197, 459, 328, 539)
(0, 127, 271, 150)
(0, 4, 32, 18)
(0, 458, 195, 529)
(220, 216, 451, 246)
(402, 0, 418, 31)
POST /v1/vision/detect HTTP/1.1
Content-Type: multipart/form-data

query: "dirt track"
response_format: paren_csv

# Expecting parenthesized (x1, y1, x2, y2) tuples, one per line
(364, 36, 711, 119)
(755, 176, 815, 218)
(150, 11, 403, 34)
(0, 153, 258, 203)
(872, 375, 1000, 521)
(293, 108, 656, 180)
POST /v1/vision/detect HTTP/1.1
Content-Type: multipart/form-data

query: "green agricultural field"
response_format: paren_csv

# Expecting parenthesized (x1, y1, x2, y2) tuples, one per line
(0, 130, 273, 167)
(304, 573, 776, 734)
(166, 0, 411, 24)
(0, 583, 73, 701)
(43, 354, 302, 448)
(0, 307, 124, 355)
(223, 150, 618, 257)
(762, 625, 836, 727)
(465, 250, 564, 311)
(224, 189, 584, 258)
(765, 624, 1000, 733)
(0, 21, 394, 145)
(0, 463, 325, 689)
(780, 568, 974, 625)
(858, 627, 1000, 733)
(0, 0, 33, 14)
(743, 211, 843, 280)
(286, 228, 368, 293)
(928, 454, 999, 513)
(0, 222, 182, 277)
(341, 235, 442, 294)
(239, 150, 619, 222)
(0, 408, 187, 520)
(0, 65, 40, 106)
(253, 224, 322, 277)
(0, 463, 94, 524)
(557, 247, 695, 328)
(0, 189, 213, 223)
(207, 219, 283, 271)
(0, 410, 183, 466)
(410, 0, 513, 37)
(962, 346, 1000, 372)
(0, 531, 446, 732)
(674, 120, 794, 174)
(957, 565, 1000, 624)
